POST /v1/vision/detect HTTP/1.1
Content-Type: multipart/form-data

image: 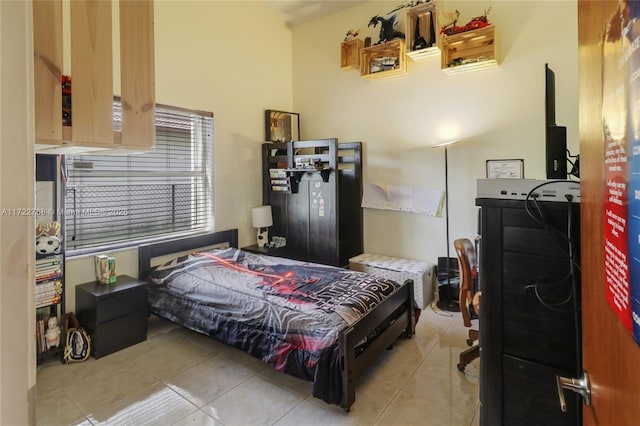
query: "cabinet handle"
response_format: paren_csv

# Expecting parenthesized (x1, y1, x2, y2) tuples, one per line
(555, 370, 591, 412)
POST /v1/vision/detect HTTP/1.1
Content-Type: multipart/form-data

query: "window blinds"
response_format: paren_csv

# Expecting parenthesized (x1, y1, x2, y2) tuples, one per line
(64, 103, 213, 251)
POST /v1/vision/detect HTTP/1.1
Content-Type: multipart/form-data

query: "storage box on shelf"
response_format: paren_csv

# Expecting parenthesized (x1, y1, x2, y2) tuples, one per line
(360, 39, 407, 80)
(405, 2, 440, 60)
(341, 38, 364, 69)
(33, 0, 155, 154)
(440, 24, 497, 74)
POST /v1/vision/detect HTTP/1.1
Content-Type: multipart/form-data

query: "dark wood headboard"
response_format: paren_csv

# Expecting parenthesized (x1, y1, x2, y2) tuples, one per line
(138, 229, 238, 279)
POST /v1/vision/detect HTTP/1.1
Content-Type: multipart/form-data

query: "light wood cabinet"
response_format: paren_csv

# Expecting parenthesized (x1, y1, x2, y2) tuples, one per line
(360, 39, 407, 80)
(341, 38, 363, 69)
(33, 0, 155, 154)
(405, 2, 440, 60)
(440, 24, 497, 74)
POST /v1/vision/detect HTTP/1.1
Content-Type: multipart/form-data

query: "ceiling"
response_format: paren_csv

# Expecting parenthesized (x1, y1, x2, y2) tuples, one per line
(264, 0, 366, 26)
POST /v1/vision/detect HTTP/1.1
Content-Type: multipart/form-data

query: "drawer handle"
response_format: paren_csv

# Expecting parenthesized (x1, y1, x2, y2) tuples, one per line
(555, 370, 591, 412)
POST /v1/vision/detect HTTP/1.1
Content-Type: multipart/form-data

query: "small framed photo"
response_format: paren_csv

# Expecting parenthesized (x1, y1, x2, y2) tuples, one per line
(486, 159, 524, 179)
(265, 110, 300, 142)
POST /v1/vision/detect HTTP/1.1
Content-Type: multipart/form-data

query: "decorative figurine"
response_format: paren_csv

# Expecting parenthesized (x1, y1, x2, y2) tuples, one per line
(344, 29, 360, 41)
(45, 316, 61, 349)
(35, 221, 62, 255)
(368, 13, 405, 45)
(440, 7, 491, 36)
(412, 16, 428, 50)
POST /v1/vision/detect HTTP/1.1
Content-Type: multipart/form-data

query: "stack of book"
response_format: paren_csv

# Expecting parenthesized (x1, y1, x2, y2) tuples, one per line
(35, 255, 62, 308)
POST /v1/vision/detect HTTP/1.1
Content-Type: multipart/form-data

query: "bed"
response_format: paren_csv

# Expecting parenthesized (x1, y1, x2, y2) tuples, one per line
(138, 229, 416, 411)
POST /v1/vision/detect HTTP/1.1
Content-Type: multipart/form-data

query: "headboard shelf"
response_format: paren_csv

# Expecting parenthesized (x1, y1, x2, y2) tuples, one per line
(262, 139, 363, 267)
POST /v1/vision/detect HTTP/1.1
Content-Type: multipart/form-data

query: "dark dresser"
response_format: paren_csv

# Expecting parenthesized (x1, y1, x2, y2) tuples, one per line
(76, 275, 148, 358)
(477, 197, 581, 426)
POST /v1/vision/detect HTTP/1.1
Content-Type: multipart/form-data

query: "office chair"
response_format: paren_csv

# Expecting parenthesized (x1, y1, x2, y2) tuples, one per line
(454, 238, 481, 372)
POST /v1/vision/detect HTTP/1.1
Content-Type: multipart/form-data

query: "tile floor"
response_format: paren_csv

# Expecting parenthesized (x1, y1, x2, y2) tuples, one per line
(36, 307, 480, 426)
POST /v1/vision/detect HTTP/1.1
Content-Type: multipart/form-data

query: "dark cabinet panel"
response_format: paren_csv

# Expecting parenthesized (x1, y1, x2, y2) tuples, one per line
(308, 179, 338, 266)
(502, 355, 580, 426)
(477, 198, 581, 426)
(262, 140, 362, 266)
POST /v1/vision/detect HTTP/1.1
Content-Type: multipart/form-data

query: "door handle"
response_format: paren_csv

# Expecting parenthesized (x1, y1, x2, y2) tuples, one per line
(555, 371, 591, 412)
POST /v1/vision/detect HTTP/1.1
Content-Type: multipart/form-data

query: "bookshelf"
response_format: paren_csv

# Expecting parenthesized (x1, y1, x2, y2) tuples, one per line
(35, 155, 65, 364)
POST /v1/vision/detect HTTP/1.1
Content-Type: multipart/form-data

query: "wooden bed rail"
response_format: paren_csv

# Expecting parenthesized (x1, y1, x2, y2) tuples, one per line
(339, 279, 415, 411)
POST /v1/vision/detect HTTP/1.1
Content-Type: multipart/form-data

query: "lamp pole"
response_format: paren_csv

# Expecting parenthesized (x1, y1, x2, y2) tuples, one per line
(445, 144, 450, 273)
(436, 142, 459, 312)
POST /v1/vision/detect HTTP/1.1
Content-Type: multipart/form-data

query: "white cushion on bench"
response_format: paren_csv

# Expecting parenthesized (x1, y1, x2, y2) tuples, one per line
(349, 253, 436, 309)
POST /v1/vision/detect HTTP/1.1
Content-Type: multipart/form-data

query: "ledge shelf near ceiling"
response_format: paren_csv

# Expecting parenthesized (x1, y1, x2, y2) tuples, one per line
(360, 39, 407, 80)
(440, 24, 497, 75)
(405, 2, 440, 60)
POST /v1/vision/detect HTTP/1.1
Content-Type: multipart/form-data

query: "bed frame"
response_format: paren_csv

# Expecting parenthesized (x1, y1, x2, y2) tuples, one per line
(138, 229, 415, 411)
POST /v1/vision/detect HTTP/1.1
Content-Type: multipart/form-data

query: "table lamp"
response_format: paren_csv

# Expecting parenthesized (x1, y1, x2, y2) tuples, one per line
(251, 205, 273, 248)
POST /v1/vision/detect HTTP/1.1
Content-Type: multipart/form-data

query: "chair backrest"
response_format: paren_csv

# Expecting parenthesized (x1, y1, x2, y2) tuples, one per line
(454, 238, 478, 328)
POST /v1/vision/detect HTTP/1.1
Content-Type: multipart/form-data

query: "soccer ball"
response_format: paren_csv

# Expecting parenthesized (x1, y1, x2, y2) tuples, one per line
(36, 236, 61, 255)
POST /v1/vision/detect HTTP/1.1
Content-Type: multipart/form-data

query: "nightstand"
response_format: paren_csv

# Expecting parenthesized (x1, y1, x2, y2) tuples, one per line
(76, 275, 148, 358)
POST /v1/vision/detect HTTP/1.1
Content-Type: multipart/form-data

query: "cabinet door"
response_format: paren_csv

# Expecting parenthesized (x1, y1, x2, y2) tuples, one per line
(287, 181, 311, 261)
(308, 178, 338, 266)
(502, 355, 579, 426)
(479, 201, 581, 426)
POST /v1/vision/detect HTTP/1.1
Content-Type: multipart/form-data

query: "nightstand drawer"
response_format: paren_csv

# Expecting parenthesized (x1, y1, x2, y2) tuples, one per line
(91, 310, 148, 358)
(95, 288, 146, 323)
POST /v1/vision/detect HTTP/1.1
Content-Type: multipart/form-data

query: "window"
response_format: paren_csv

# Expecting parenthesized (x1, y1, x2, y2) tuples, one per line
(64, 102, 213, 252)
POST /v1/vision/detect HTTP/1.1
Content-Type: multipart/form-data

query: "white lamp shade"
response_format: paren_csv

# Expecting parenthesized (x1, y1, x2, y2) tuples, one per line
(251, 205, 273, 228)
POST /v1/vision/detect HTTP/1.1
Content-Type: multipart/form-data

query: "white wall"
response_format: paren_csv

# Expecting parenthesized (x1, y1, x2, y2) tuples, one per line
(153, 0, 293, 246)
(65, 0, 294, 307)
(291, 0, 579, 263)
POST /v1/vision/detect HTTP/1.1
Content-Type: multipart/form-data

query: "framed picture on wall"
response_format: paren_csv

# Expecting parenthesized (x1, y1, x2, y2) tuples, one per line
(486, 159, 524, 179)
(265, 110, 300, 142)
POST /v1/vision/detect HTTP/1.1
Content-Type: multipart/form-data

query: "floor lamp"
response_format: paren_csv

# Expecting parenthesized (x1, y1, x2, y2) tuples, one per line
(433, 141, 460, 312)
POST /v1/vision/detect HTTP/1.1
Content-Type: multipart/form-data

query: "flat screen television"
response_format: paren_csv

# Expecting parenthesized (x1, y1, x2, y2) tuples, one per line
(545, 63, 567, 179)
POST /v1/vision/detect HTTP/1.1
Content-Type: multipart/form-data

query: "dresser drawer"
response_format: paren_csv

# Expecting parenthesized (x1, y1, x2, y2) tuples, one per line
(91, 310, 148, 358)
(95, 287, 146, 323)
